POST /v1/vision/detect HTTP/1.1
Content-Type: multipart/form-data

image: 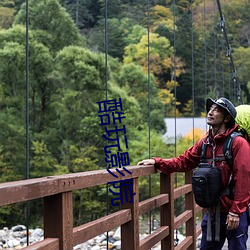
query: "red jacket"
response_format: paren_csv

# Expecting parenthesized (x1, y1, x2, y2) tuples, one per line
(154, 124, 250, 216)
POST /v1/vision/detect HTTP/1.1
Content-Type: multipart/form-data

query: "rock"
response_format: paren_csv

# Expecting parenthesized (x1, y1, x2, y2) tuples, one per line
(11, 226, 26, 232)
(113, 240, 121, 249)
(12, 231, 25, 238)
(7, 239, 20, 247)
(107, 231, 114, 237)
(15, 245, 23, 249)
(30, 228, 43, 238)
(0, 230, 7, 238)
(95, 234, 106, 243)
(100, 240, 107, 246)
(0, 224, 188, 249)
(108, 236, 116, 243)
(73, 242, 87, 249)
(20, 237, 27, 245)
(87, 238, 94, 245)
(91, 245, 100, 250)
(113, 227, 120, 240)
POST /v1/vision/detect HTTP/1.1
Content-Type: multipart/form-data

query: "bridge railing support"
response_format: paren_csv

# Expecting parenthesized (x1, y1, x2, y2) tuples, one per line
(121, 178, 140, 250)
(0, 165, 203, 250)
(44, 192, 73, 250)
(185, 171, 197, 250)
(161, 172, 175, 250)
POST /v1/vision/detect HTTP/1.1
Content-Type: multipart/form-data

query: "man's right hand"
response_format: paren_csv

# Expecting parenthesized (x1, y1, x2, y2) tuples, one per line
(137, 159, 155, 166)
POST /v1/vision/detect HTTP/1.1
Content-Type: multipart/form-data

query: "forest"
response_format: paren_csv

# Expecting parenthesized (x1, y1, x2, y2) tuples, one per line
(0, 0, 249, 228)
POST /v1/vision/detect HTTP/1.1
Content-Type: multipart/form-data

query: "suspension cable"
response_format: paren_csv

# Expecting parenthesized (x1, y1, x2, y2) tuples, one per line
(25, 0, 30, 245)
(104, 0, 109, 248)
(213, 0, 217, 94)
(173, 1, 177, 158)
(203, 0, 207, 97)
(172, 0, 179, 245)
(191, 0, 195, 144)
(147, 0, 151, 178)
(218, 32, 225, 96)
(147, 0, 152, 234)
(216, 0, 242, 104)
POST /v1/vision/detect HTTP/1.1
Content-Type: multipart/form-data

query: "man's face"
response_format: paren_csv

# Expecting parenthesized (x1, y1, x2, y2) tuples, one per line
(207, 104, 226, 127)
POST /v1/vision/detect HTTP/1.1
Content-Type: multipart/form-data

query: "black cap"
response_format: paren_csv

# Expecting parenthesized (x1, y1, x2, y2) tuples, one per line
(206, 97, 237, 119)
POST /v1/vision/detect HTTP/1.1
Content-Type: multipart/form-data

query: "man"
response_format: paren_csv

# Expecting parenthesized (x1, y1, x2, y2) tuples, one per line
(138, 97, 250, 250)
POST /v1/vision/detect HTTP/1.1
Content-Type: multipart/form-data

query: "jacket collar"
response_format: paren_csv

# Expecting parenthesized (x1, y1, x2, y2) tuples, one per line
(207, 124, 239, 143)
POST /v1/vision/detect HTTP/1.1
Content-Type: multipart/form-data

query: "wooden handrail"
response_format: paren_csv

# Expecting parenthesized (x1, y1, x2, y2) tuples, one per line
(73, 209, 131, 244)
(0, 165, 156, 206)
(0, 165, 203, 250)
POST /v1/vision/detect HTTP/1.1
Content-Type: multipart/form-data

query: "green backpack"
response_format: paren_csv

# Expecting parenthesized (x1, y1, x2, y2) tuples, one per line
(235, 105, 250, 142)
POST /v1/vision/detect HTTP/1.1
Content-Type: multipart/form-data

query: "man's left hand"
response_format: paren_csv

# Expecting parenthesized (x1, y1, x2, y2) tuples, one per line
(226, 213, 240, 230)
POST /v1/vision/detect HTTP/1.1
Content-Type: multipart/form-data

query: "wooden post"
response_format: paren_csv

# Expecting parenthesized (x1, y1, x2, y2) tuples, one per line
(44, 192, 73, 250)
(121, 178, 139, 250)
(161, 173, 174, 250)
(185, 171, 196, 250)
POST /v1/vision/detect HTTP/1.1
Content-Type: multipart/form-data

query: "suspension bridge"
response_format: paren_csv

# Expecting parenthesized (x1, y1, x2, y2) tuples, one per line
(0, 165, 203, 250)
(0, 0, 248, 249)
(1, 164, 250, 249)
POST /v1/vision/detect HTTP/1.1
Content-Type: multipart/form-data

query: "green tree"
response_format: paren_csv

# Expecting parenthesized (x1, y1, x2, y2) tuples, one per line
(86, 17, 138, 60)
(0, 6, 15, 29)
(0, 112, 26, 181)
(116, 63, 166, 132)
(30, 141, 57, 177)
(0, 38, 27, 180)
(0, 24, 56, 138)
(61, 0, 101, 29)
(14, 0, 84, 52)
(51, 46, 106, 146)
(234, 46, 250, 102)
(149, 5, 174, 33)
(124, 31, 185, 88)
(126, 127, 173, 202)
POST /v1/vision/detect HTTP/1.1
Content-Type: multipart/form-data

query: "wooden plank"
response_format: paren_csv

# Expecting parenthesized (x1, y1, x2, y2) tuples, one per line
(121, 178, 140, 250)
(185, 171, 196, 250)
(0, 165, 156, 206)
(0, 165, 204, 250)
(22, 238, 59, 250)
(0, 177, 59, 206)
(73, 209, 131, 245)
(174, 210, 192, 229)
(161, 173, 174, 250)
(44, 192, 73, 250)
(139, 226, 169, 250)
(195, 206, 203, 242)
(57, 165, 156, 192)
(196, 226, 202, 237)
(175, 236, 193, 250)
(174, 184, 192, 199)
(139, 194, 169, 216)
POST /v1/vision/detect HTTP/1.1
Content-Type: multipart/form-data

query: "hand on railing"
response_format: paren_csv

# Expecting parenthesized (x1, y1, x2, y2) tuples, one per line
(137, 159, 155, 166)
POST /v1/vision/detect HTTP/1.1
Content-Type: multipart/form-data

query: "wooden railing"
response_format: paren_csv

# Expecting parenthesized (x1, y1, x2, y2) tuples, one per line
(0, 165, 203, 250)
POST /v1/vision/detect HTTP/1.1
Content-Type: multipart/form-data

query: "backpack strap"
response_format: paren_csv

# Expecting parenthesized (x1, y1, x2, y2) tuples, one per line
(200, 142, 208, 163)
(223, 132, 242, 169)
(223, 132, 243, 200)
(201, 141, 225, 163)
(201, 132, 242, 166)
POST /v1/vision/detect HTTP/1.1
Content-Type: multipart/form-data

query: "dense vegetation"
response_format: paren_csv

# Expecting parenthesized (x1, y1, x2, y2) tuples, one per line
(0, 0, 249, 227)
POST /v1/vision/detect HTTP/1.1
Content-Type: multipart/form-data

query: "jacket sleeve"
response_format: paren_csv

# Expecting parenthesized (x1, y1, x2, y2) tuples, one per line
(153, 140, 203, 174)
(229, 136, 250, 215)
